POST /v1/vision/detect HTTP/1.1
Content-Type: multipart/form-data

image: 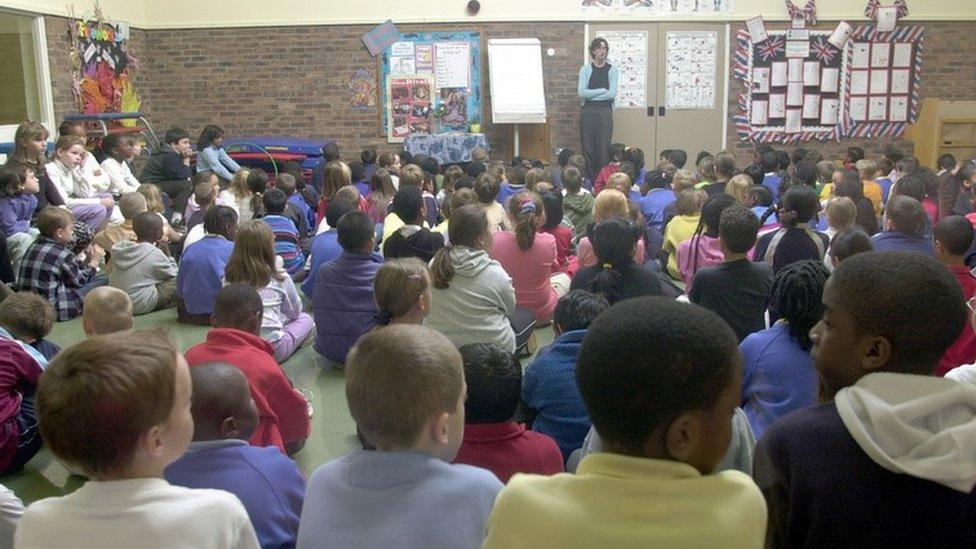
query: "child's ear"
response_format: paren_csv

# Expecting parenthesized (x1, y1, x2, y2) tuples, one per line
(664, 412, 703, 463)
(220, 416, 240, 439)
(139, 425, 167, 461)
(859, 335, 891, 372)
(429, 411, 451, 446)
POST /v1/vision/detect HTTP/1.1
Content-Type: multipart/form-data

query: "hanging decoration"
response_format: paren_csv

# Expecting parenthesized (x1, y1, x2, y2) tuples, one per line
(864, 0, 909, 33)
(785, 0, 817, 28)
(66, 2, 141, 124)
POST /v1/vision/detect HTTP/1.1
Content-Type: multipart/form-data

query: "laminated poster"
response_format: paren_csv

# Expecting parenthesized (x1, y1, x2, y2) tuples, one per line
(769, 94, 786, 118)
(387, 75, 435, 143)
(752, 67, 771, 94)
(890, 69, 910, 94)
(871, 43, 891, 68)
(771, 62, 788, 87)
(890, 96, 909, 122)
(601, 30, 649, 108)
(892, 43, 912, 68)
(665, 31, 718, 110)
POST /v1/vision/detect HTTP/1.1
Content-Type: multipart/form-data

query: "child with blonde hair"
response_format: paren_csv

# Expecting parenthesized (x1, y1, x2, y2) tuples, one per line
(81, 286, 134, 336)
(136, 184, 182, 244)
(577, 189, 647, 268)
(374, 258, 431, 325)
(474, 174, 510, 233)
(856, 158, 884, 215)
(725, 174, 753, 205)
(219, 167, 253, 221)
(663, 188, 707, 279)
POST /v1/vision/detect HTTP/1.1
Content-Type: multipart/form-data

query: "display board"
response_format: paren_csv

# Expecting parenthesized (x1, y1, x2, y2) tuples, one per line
(666, 31, 718, 110)
(487, 39, 547, 124)
(599, 30, 648, 109)
(379, 31, 483, 141)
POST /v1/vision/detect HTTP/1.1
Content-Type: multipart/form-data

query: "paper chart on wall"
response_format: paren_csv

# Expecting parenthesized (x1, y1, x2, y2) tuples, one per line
(850, 97, 868, 121)
(435, 43, 471, 89)
(871, 43, 891, 68)
(851, 71, 868, 95)
(752, 67, 771, 94)
(771, 62, 788, 87)
(601, 30, 648, 108)
(803, 62, 821, 86)
(785, 109, 802, 133)
(787, 82, 804, 106)
(415, 44, 434, 73)
(870, 70, 889, 94)
(665, 31, 718, 110)
(869, 96, 888, 121)
(390, 41, 416, 74)
(852, 43, 870, 69)
(581, 0, 732, 14)
(802, 94, 820, 119)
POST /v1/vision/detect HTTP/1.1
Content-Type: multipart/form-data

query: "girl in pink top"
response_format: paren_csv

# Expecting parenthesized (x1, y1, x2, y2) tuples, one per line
(491, 192, 571, 323)
(677, 194, 736, 290)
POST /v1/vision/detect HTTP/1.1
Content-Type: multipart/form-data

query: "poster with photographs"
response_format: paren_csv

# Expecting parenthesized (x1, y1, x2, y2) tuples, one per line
(666, 31, 718, 110)
(581, 0, 731, 14)
(599, 30, 648, 109)
(439, 87, 469, 130)
(387, 75, 435, 143)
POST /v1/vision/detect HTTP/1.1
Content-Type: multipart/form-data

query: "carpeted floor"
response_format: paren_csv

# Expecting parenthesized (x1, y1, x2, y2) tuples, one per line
(0, 308, 554, 505)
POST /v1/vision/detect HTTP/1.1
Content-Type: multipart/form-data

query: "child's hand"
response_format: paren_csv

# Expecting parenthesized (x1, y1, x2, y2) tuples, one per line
(100, 196, 115, 208)
(88, 244, 105, 266)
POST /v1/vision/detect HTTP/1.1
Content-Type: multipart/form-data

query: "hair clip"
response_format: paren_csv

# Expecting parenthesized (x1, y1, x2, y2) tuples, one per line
(602, 262, 613, 269)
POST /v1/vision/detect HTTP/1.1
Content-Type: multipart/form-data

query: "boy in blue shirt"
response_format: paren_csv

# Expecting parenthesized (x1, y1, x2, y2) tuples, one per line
(301, 198, 356, 299)
(261, 189, 305, 277)
(166, 361, 305, 549)
(176, 205, 237, 325)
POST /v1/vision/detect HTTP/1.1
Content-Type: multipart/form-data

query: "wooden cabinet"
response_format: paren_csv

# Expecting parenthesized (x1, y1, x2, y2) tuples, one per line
(906, 99, 976, 168)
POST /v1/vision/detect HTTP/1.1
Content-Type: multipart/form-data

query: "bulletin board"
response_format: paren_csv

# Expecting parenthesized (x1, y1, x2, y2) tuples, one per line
(379, 31, 484, 141)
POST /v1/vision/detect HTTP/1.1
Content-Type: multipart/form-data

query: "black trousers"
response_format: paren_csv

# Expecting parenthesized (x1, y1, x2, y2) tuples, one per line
(580, 102, 614, 183)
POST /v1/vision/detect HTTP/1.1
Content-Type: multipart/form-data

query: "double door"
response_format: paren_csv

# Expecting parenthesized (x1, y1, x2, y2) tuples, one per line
(586, 22, 728, 162)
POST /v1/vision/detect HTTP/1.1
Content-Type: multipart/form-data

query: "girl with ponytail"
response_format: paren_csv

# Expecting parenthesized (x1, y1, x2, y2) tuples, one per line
(740, 260, 828, 437)
(754, 185, 830, 273)
(570, 217, 661, 304)
(373, 258, 431, 326)
(676, 193, 735, 290)
(491, 191, 571, 322)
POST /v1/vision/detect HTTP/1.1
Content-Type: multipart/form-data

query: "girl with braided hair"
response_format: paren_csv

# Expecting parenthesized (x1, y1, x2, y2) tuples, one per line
(490, 191, 571, 323)
(739, 260, 829, 438)
(754, 185, 830, 273)
(570, 217, 661, 304)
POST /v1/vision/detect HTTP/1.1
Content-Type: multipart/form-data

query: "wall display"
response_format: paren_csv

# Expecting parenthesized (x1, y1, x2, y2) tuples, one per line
(349, 69, 377, 110)
(581, 0, 732, 14)
(785, 0, 818, 27)
(379, 31, 482, 141)
(599, 30, 648, 109)
(665, 31, 718, 110)
(864, 0, 909, 33)
(387, 75, 435, 143)
(66, 7, 141, 121)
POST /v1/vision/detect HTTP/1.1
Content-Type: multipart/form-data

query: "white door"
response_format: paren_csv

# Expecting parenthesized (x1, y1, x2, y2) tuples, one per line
(0, 10, 55, 159)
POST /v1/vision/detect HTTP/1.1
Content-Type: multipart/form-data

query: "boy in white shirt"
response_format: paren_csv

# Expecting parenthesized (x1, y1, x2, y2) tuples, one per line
(15, 330, 259, 549)
(99, 134, 141, 195)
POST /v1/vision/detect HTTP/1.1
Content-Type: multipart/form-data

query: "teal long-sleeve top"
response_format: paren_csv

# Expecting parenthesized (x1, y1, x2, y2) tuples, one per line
(577, 62, 619, 105)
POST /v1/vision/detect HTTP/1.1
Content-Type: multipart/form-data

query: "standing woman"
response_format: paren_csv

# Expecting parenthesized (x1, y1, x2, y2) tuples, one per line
(196, 125, 241, 186)
(578, 38, 618, 183)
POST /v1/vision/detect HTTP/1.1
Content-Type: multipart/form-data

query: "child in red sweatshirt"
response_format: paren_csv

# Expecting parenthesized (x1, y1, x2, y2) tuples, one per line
(453, 343, 563, 483)
(184, 283, 310, 454)
(935, 216, 976, 376)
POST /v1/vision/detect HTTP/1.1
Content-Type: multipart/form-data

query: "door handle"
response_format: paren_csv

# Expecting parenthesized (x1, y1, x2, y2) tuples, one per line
(658, 106, 666, 117)
(647, 106, 655, 117)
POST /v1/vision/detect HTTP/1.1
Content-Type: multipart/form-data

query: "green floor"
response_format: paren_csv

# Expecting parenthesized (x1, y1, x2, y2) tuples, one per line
(0, 309, 554, 505)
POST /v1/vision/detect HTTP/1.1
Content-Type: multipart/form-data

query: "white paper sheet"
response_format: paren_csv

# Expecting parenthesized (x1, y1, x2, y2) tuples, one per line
(851, 71, 869, 95)
(753, 68, 771, 94)
(788, 58, 803, 82)
(890, 96, 909, 122)
(665, 31, 718, 109)
(877, 6, 898, 33)
(751, 100, 769, 125)
(871, 43, 891, 68)
(787, 82, 804, 106)
(786, 41, 810, 58)
(893, 43, 913, 68)
(769, 94, 786, 117)
(869, 96, 888, 121)
(852, 43, 871, 69)
(391, 56, 416, 74)
(803, 61, 821, 87)
(890, 69, 911, 94)
(391, 41, 415, 57)
(828, 22, 852, 49)
(821, 98, 839, 125)
(821, 67, 840, 93)
(602, 30, 649, 108)
(870, 70, 889, 94)
(802, 94, 820, 119)
(435, 42, 471, 88)
(787, 29, 810, 41)
(747, 16, 769, 43)
(771, 62, 788, 87)
(850, 97, 868, 121)
(786, 109, 802, 133)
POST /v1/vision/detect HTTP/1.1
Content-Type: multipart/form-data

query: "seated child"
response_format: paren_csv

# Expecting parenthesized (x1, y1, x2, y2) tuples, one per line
(484, 297, 766, 547)
(856, 158, 884, 215)
(165, 362, 305, 548)
(177, 205, 238, 325)
(297, 325, 503, 549)
(108, 212, 178, 315)
(572, 218, 662, 303)
(739, 260, 827, 438)
(638, 170, 675, 234)
(313, 212, 382, 366)
(690, 205, 773, 341)
(276, 173, 313, 237)
(18, 207, 104, 321)
(561, 166, 594, 244)
(302, 198, 357, 299)
(496, 164, 526, 206)
(593, 143, 626, 195)
(823, 196, 855, 255)
(383, 186, 445, 263)
(81, 286, 133, 336)
(577, 189, 648, 269)
(663, 188, 707, 279)
(186, 284, 310, 455)
(0, 291, 60, 361)
(828, 227, 873, 268)
(677, 193, 736, 289)
(15, 330, 259, 548)
(454, 343, 563, 482)
(523, 290, 609, 459)
(94, 192, 146, 251)
(871, 195, 934, 256)
(754, 186, 829, 273)
(538, 191, 572, 273)
(99, 134, 140, 195)
(185, 173, 218, 231)
(0, 164, 40, 270)
(475, 174, 510, 233)
(754, 252, 976, 547)
(0, 338, 43, 476)
(374, 258, 431, 326)
(261, 189, 306, 276)
(138, 127, 194, 221)
(748, 185, 778, 229)
(935, 216, 976, 376)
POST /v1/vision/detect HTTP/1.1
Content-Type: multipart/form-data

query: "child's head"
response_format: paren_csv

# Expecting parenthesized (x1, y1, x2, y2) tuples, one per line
(608, 143, 627, 163)
(276, 172, 297, 196)
(458, 343, 520, 424)
(163, 127, 191, 154)
(117, 192, 148, 222)
(587, 219, 643, 303)
(811, 252, 967, 398)
(473, 173, 500, 205)
(829, 228, 873, 265)
(743, 163, 765, 187)
(399, 164, 424, 188)
(0, 291, 54, 343)
(193, 177, 217, 211)
(471, 147, 489, 164)
(747, 185, 773, 209)
(934, 215, 974, 260)
(325, 195, 358, 228)
(884, 195, 926, 235)
(322, 161, 351, 199)
(133, 211, 164, 243)
(224, 220, 281, 288)
(212, 284, 263, 335)
(567, 154, 586, 174)
(38, 330, 192, 479)
(442, 188, 478, 221)
(229, 168, 251, 198)
(937, 153, 957, 172)
(53, 135, 86, 168)
(623, 147, 645, 172)
(349, 160, 366, 184)
(346, 325, 465, 459)
(196, 125, 224, 151)
(643, 170, 671, 193)
(36, 206, 74, 242)
(508, 164, 527, 187)
(369, 168, 396, 198)
(724, 174, 752, 204)
(671, 169, 697, 193)
(770, 260, 830, 351)
(856, 159, 879, 180)
(374, 258, 431, 325)
(337, 211, 375, 253)
(815, 160, 836, 186)
(553, 289, 609, 335)
(524, 168, 550, 192)
(577, 297, 740, 473)
(698, 193, 736, 237)
(793, 161, 818, 187)
(261, 188, 288, 216)
(718, 205, 760, 256)
(444, 164, 465, 192)
(101, 133, 133, 161)
(0, 164, 39, 197)
(776, 150, 791, 172)
(391, 186, 425, 225)
(665, 149, 688, 169)
(431, 205, 489, 290)
(540, 190, 564, 231)
(12, 120, 49, 163)
(876, 157, 894, 178)
(714, 152, 737, 181)
(81, 286, 134, 336)
(697, 155, 716, 182)
(245, 169, 269, 197)
(825, 197, 856, 231)
(605, 172, 632, 196)
(378, 151, 400, 172)
(761, 150, 779, 173)
(845, 146, 865, 164)
(136, 183, 165, 214)
(508, 192, 544, 251)
(790, 147, 808, 167)
(675, 188, 707, 216)
(617, 161, 639, 187)
(204, 205, 239, 240)
(188, 362, 259, 442)
(562, 166, 583, 194)
(361, 148, 377, 165)
(465, 162, 486, 179)
(778, 185, 821, 228)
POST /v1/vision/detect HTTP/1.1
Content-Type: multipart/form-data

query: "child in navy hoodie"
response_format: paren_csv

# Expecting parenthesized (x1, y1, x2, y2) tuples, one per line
(165, 361, 305, 549)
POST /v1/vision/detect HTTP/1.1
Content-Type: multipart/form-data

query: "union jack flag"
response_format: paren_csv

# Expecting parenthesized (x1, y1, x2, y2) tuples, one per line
(758, 36, 785, 62)
(811, 36, 837, 64)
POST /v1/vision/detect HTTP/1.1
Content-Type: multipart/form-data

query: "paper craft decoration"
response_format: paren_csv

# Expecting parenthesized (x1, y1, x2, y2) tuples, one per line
(892, 42, 912, 67)
(665, 31, 718, 110)
(864, 0, 909, 32)
(869, 96, 887, 120)
(67, 9, 141, 119)
(786, 41, 810, 58)
(771, 62, 788, 87)
(581, 0, 731, 13)
(821, 98, 839, 124)
(747, 17, 769, 43)
(890, 96, 908, 121)
(387, 75, 435, 142)
(850, 97, 867, 120)
(787, 82, 804, 106)
(788, 58, 803, 81)
(785, 0, 818, 27)
(890, 69, 910, 93)
(362, 20, 399, 57)
(851, 71, 868, 94)
(769, 94, 787, 117)
(786, 109, 802, 133)
(601, 30, 648, 108)
(871, 43, 890, 68)
(851, 43, 870, 68)
(828, 22, 852, 49)
(870, 70, 888, 94)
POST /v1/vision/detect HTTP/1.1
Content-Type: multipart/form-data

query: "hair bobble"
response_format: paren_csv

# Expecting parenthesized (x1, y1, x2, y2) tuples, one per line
(518, 200, 537, 215)
(602, 263, 613, 269)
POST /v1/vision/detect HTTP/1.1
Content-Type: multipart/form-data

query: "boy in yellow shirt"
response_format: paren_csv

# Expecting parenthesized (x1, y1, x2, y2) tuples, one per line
(483, 297, 767, 549)
(856, 159, 884, 215)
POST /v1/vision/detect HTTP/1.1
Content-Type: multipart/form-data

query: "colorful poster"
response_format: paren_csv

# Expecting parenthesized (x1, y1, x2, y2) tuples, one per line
(599, 30, 648, 109)
(581, 0, 731, 14)
(439, 87, 469, 130)
(349, 69, 376, 110)
(435, 42, 470, 89)
(387, 75, 434, 143)
(665, 31, 717, 110)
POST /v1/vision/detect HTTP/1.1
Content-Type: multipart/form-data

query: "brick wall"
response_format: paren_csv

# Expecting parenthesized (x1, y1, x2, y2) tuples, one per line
(43, 17, 976, 169)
